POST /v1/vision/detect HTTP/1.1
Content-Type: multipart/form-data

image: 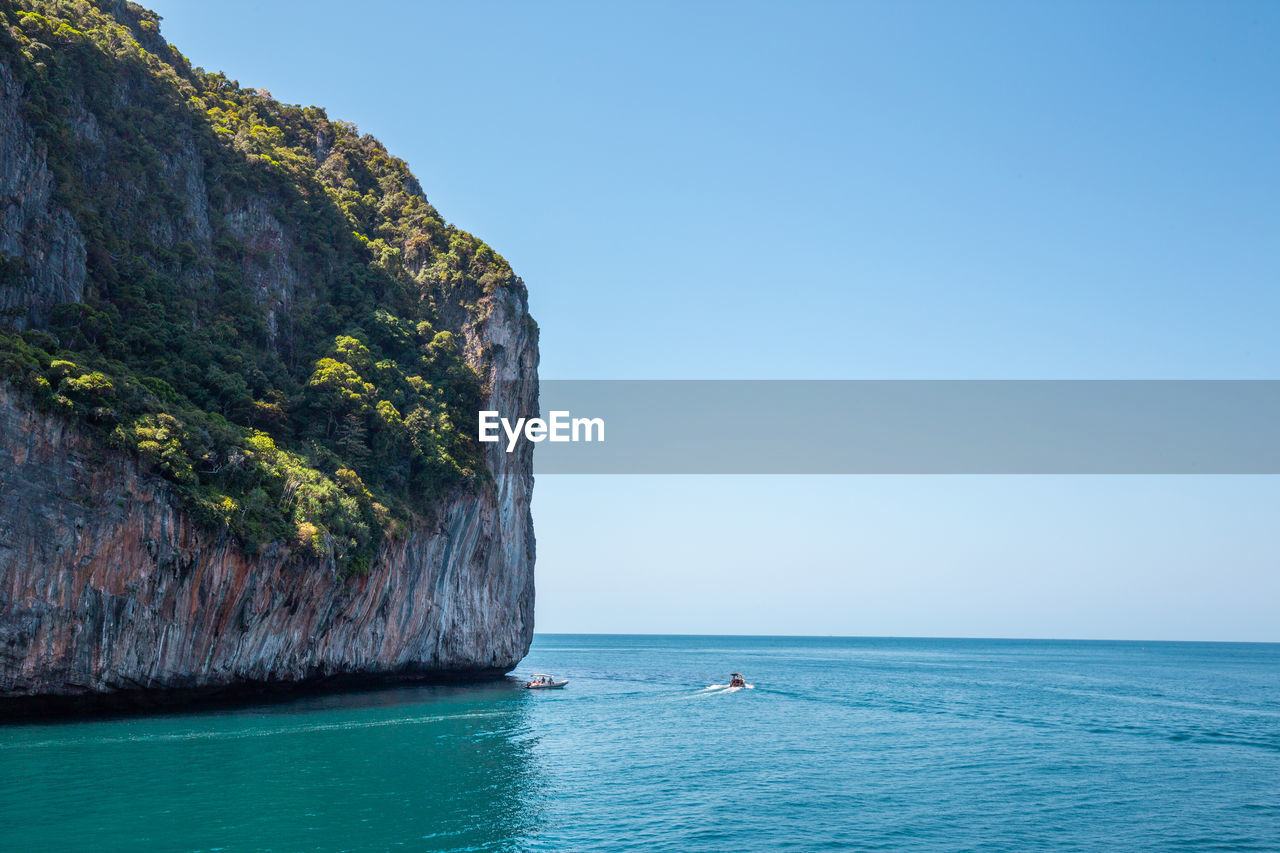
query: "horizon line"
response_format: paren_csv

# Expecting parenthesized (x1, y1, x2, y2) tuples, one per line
(529, 632, 1280, 645)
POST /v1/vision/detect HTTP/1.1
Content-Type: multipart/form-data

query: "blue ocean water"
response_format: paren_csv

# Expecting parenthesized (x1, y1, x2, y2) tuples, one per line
(1, 635, 1278, 851)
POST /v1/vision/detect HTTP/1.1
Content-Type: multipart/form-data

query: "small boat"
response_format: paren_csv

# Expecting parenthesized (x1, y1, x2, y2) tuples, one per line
(525, 673, 568, 689)
(729, 672, 746, 688)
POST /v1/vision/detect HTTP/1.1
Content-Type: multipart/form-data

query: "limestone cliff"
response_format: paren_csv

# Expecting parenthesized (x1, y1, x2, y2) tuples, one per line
(0, 2, 537, 710)
(0, 294, 536, 705)
(0, 57, 86, 328)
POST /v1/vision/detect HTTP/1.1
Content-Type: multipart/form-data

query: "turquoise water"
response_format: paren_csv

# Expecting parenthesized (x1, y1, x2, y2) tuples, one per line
(2, 635, 1278, 851)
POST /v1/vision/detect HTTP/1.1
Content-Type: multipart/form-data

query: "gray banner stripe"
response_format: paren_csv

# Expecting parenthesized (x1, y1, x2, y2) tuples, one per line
(477, 380, 1280, 474)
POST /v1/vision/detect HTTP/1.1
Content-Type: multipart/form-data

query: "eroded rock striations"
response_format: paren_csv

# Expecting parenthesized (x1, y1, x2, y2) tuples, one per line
(0, 298, 536, 707)
(0, 3, 537, 711)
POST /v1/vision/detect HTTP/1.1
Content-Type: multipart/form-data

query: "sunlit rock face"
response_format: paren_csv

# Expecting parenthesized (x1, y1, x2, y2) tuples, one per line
(0, 279, 537, 706)
(0, 28, 538, 709)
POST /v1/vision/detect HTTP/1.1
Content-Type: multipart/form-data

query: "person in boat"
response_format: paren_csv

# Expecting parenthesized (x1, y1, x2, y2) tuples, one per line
(730, 673, 745, 688)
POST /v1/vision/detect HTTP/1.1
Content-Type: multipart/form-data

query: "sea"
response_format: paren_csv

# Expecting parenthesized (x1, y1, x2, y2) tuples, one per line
(1, 635, 1277, 851)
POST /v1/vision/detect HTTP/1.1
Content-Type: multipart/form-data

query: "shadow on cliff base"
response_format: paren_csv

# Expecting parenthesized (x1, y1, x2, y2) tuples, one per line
(0, 666, 521, 723)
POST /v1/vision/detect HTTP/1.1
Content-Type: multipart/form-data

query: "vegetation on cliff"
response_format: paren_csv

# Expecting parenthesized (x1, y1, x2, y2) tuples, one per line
(0, 1, 519, 572)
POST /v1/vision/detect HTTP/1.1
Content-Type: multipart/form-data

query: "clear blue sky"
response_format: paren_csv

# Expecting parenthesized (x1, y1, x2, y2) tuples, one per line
(146, 1, 1280, 640)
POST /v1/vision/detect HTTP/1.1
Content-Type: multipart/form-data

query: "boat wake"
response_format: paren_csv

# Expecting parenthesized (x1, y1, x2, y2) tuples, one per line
(0, 709, 510, 751)
(658, 683, 759, 702)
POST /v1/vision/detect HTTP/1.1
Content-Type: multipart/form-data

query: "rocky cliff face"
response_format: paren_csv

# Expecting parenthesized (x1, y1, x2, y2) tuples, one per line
(0, 288, 536, 705)
(0, 6, 538, 711)
(0, 58, 86, 328)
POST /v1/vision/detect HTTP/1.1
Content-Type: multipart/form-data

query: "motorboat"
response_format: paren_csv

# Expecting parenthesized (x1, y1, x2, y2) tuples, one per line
(526, 673, 568, 689)
(729, 673, 746, 688)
